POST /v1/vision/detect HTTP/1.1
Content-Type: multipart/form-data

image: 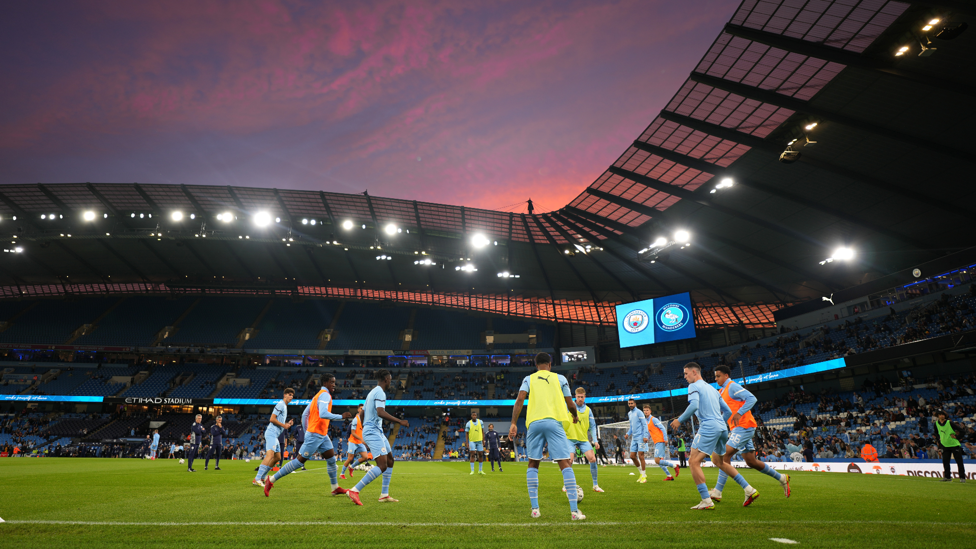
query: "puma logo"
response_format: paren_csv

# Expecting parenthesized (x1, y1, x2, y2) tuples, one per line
(537, 376, 550, 384)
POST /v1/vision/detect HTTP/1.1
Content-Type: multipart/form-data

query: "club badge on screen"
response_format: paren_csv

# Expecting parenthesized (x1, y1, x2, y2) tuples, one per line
(656, 303, 689, 332)
(622, 309, 649, 333)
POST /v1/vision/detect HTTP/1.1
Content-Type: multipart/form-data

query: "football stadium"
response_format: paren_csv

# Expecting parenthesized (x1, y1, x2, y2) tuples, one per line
(2, 0, 975, 547)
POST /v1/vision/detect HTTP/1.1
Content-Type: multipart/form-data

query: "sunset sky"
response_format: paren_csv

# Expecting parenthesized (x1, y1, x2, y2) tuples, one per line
(1, 0, 739, 214)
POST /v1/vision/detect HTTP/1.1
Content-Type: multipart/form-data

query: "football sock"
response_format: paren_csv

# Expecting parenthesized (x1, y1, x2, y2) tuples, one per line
(479, 461, 483, 472)
(696, 482, 710, 501)
(761, 464, 783, 481)
(562, 468, 578, 513)
(272, 458, 303, 482)
(590, 462, 599, 486)
(659, 463, 671, 475)
(205, 458, 210, 469)
(732, 473, 750, 490)
(715, 470, 728, 492)
(527, 467, 540, 509)
(255, 464, 269, 482)
(326, 457, 338, 488)
(354, 465, 383, 492)
(661, 459, 677, 469)
(381, 468, 392, 495)
(470, 462, 475, 473)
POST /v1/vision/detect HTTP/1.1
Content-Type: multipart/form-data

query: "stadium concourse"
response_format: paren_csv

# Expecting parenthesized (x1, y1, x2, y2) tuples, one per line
(2, 0, 976, 544)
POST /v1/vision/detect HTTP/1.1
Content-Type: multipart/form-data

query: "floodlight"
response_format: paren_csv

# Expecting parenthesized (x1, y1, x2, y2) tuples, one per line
(171, 211, 184, 221)
(652, 237, 667, 248)
(384, 223, 398, 235)
(14, 247, 22, 253)
(302, 219, 308, 225)
(804, 122, 818, 130)
(253, 211, 272, 227)
(40, 214, 46, 220)
(83, 211, 96, 221)
(832, 247, 855, 261)
(674, 230, 691, 244)
(342, 220, 354, 230)
(471, 234, 490, 248)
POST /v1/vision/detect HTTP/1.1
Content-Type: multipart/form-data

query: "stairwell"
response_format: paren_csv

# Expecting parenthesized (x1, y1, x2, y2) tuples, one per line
(0, 301, 39, 334)
(433, 424, 449, 459)
(387, 424, 400, 446)
(153, 298, 201, 346)
(236, 299, 274, 348)
(318, 302, 345, 349)
(64, 297, 125, 344)
(400, 308, 417, 351)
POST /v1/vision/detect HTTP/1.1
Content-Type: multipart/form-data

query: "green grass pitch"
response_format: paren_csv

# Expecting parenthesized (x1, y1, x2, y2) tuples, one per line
(0, 458, 973, 548)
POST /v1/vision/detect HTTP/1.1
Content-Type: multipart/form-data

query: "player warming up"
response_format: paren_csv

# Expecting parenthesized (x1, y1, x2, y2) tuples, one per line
(253, 389, 294, 487)
(643, 404, 680, 480)
(563, 388, 603, 492)
(671, 362, 748, 510)
(347, 370, 409, 505)
(485, 424, 503, 472)
(205, 415, 226, 471)
(340, 404, 370, 479)
(509, 352, 585, 521)
(188, 414, 204, 472)
(149, 429, 160, 460)
(625, 398, 649, 483)
(265, 374, 352, 497)
(466, 411, 486, 475)
(709, 365, 790, 504)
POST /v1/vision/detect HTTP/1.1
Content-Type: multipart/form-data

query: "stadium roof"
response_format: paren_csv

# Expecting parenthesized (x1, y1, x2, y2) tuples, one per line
(1, 0, 974, 328)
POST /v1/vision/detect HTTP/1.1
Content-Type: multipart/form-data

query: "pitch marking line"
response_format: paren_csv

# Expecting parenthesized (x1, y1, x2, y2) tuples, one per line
(770, 539, 800, 545)
(3, 520, 975, 528)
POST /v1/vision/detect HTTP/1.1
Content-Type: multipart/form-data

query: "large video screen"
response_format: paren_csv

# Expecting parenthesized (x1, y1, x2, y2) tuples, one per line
(615, 292, 696, 348)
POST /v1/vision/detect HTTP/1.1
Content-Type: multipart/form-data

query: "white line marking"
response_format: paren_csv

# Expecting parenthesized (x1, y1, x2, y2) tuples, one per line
(2, 520, 974, 528)
(770, 539, 800, 544)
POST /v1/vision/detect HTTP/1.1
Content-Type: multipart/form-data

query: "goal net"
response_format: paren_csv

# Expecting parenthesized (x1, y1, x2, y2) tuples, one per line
(597, 416, 696, 464)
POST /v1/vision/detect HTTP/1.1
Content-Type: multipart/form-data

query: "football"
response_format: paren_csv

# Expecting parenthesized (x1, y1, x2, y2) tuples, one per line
(576, 485, 585, 503)
(179, 459, 185, 464)
(245, 459, 250, 463)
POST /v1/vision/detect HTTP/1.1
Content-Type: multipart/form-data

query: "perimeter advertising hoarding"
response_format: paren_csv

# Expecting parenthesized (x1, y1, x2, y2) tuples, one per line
(615, 292, 696, 349)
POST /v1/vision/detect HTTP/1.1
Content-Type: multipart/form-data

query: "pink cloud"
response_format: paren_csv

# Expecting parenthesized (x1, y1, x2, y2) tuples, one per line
(1, 0, 739, 213)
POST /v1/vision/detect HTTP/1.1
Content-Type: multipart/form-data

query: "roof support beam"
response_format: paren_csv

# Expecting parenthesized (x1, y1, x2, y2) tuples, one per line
(520, 215, 557, 309)
(688, 71, 974, 164)
(302, 246, 328, 283)
(607, 166, 817, 246)
(901, 0, 976, 17)
(723, 24, 976, 98)
(530, 216, 600, 303)
(221, 241, 256, 280)
(132, 184, 161, 214)
(545, 213, 639, 300)
(655, 111, 975, 222)
(561, 209, 747, 314)
(97, 239, 149, 282)
(557, 210, 674, 294)
(567, 201, 834, 292)
(138, 240, 182, 278)
(631, 138, 945, 248)
(178, 239, 219, 278)
(564, 206, 796, 301)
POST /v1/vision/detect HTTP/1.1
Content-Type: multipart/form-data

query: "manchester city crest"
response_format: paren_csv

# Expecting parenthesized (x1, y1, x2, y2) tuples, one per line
(622, 309, 649, 334)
